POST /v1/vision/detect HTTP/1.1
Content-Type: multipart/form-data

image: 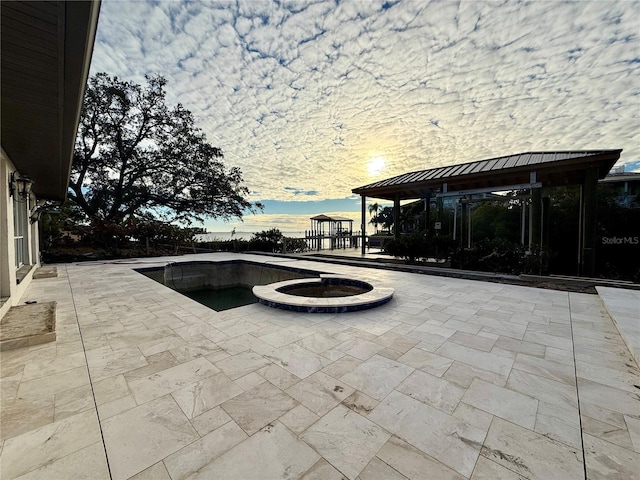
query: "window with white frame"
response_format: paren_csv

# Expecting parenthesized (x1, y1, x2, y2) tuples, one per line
(13, 196, 29, 268)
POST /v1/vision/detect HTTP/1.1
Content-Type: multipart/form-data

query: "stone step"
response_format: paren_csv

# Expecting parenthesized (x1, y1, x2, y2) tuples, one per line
(0, 301, 56, 351)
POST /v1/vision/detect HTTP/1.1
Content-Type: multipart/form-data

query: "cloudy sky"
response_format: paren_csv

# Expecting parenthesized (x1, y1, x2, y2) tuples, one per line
(90, 0, 640, 232)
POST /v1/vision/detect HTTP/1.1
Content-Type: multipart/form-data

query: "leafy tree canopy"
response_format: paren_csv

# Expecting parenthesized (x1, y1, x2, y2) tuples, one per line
(69, 73, 261, 225)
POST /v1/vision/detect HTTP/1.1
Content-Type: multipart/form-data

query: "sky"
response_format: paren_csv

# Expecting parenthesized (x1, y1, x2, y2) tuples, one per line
(90, 0, 640, 233)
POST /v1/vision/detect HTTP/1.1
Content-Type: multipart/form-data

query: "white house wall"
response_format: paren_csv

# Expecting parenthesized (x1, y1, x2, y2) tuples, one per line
(1, 147, 40, 320)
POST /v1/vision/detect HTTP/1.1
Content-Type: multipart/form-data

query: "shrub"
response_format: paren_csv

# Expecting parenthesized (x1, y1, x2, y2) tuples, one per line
(450, 239, 548, 275)
(244, 228, 308, 253)
(384, 232, 427, 262)
(247, 228, 283, 252)
(383, 232, 456, 263)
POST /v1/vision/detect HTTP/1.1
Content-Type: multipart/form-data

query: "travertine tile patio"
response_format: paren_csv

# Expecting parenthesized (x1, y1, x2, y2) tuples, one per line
(1, 252, 639, 479)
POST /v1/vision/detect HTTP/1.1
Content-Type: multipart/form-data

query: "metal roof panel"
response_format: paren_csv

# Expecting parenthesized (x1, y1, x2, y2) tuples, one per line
(352, 150, 623, 195)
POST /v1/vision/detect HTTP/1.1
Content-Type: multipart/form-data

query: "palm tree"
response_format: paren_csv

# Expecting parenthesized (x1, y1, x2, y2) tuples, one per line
(373, 207, 394, 234)
(368, 202, 379, 233)
(383, 207, 395, 234)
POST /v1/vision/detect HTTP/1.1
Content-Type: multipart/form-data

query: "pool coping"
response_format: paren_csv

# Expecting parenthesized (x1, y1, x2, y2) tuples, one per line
(134, 258, 326, 278)
(252, 274, 394, 313)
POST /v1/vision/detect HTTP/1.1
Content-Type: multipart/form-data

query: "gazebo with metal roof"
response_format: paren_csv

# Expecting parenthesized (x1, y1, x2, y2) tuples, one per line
(352, 150, 622, 276)
(306, 214, 356, 251)
(309, 214, 354, 237)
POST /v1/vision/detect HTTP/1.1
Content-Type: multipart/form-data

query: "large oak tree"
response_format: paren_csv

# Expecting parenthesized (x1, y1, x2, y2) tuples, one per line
(69, 73, 260, 225)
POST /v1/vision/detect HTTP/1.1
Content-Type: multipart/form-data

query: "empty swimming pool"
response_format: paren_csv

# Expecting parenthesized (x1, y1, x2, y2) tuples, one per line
(136, 260, 321, 311)
(137, 260, 393, 313)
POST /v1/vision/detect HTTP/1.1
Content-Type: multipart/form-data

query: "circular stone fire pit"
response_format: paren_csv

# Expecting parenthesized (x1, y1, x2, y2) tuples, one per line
(253, 275, 394, 313)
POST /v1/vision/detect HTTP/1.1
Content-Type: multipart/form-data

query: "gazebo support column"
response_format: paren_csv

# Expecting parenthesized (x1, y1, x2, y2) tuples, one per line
(361, 195, 366, 255)
(529, 188, 542, 250)
(394, 195, 400, 239)
(580, 167, 599, 276)
(424, 193, 431, 234)
(520, 199, 526, 245)
(542, 196, 550, 250)
(436, 195, 443, 233)
(460, 201, 467, 248)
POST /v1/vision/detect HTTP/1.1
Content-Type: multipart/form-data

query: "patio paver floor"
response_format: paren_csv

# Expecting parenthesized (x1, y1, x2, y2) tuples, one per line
(1, 253, 638, 479)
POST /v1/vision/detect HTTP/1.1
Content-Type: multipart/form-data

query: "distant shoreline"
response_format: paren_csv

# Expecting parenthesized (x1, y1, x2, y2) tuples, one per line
(195, 231, 307, 242)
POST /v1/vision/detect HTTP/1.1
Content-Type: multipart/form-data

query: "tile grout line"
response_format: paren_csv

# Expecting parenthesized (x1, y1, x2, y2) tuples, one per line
(567, 292, 588, 480)
(64, 264, 113, 480)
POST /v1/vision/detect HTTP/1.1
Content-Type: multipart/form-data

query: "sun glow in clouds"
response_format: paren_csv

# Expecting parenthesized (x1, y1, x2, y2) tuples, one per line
(368, 157, 386, 176)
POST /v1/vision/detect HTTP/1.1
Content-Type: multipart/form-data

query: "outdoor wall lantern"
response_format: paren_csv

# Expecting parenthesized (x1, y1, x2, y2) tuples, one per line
(8, 171, 34, 202)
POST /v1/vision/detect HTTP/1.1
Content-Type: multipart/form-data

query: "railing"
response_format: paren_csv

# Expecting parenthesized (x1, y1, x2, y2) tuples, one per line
(366, 235, 393, 250)
(303, 230, 361, 251)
